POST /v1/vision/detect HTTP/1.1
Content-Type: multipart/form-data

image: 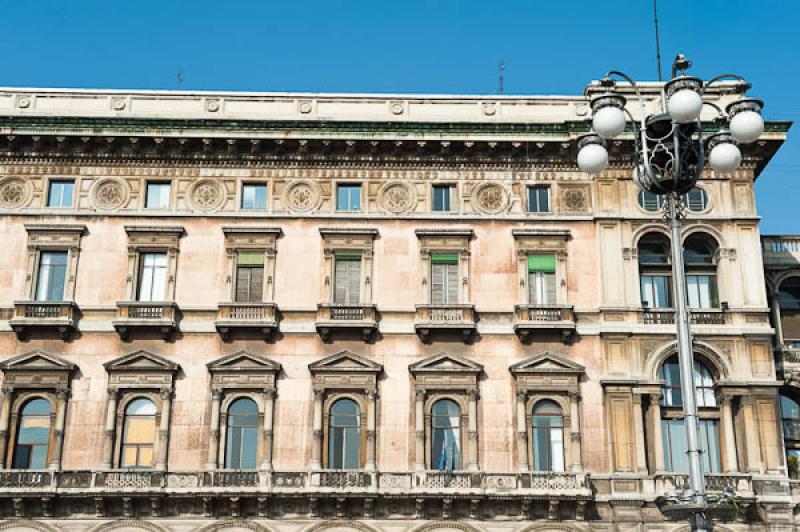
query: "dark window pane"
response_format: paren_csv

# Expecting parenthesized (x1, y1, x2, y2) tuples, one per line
(433, 185, 452, 212)
(528, 187, 550, 213)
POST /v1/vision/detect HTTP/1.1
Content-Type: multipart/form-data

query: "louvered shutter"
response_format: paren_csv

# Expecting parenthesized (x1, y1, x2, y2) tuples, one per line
(334, 259, 348, 303)
(431, 263, 445, 304)
(250, 266, 264, 302)
(236, 267, 251, 302)
(446, 263, 459, 304)
(348, 260, 361, 303)
(544, 272, 556, 304)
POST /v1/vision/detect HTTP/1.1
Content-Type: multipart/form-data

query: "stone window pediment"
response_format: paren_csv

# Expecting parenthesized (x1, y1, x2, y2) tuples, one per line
(309, 350, 382, 391)
(21, 224, 86, 303)
(104, 350, 179, 391)
(121, 226, 184, 303)
(207, 350, 280, 392)
(0, 349, 76, 382)
(512, 229, 570, 307)
(222, 227, 281, 305)
(510, 352, 584, 392)
(410, 352, 482, 390)
(319, 228, 378, 307)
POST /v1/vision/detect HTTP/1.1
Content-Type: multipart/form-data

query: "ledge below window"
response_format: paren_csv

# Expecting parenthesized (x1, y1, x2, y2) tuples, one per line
(315, 303, 378, 342)
(113, 301, 179, 341)
(514, 304, 576, 342)
(9, 300, 79, 340)
(415, 303, 477, 343)
(215, 302, 278, 341)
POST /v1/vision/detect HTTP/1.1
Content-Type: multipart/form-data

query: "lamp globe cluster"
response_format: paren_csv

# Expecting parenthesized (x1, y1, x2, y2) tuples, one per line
(576, 61, 765, 180)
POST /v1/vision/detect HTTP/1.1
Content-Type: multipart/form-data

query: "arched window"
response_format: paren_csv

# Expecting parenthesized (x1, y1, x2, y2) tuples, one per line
(780, 394, 800, 478)
(328, 398, 360, 469)
(120, 398, 156, 470)
(778, 278, 800, 346)
(12, 398, 52, 469)
(683, 233, 719, 309)
(638, 233, 672, 308)
(531, 400, 565, 472)
(658, 356, 721, 473)
(225, 397, 259, 469)
(431, 399, 462, 471)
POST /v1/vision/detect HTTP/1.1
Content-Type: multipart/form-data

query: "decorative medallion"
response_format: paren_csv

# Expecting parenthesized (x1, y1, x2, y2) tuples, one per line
(0, 177, 31, 209)
(91, 178, 129, 210)
(189, 179, 225, 211)
(472, 182, 508, 214)
(111, 97, 126, 111)
(206, 99, 221, 112)
(16, 95, 31, 109)
(298, 100, 313, 114)
(482, 102, 497, 116)
(284, 180, 321, 212)
(379, 182, 415, 213)
(560, 186, 589, 212)
(390, 101, 405, 115)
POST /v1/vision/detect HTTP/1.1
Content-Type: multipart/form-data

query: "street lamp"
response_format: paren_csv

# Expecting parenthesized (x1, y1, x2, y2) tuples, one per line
(577, 54, 764, 532)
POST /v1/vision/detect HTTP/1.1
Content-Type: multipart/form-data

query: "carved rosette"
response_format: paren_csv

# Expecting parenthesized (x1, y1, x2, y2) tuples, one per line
(0, 177, 31, 209)
(91, 178, 130, 211)
(472, 182, 508, 214)
(188, 179, 225, 212)
(560, 186, 590, 213)
(284, 180, 321, 212)
(378, 181, 415, 213)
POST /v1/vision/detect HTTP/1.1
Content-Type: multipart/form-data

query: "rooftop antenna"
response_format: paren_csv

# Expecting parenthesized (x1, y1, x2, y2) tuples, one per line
(653, 0, 663, 81)
(176, 70, 184, 90)
(498, 61, 505, 94)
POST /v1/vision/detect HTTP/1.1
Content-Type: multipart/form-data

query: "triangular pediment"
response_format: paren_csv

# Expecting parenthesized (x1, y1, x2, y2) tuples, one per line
(0, 350, 75, 372)
(208, 351, 281, 373)
(409, 352, 483, 374)
(104, 350, 179, 372)
(510, 352, 585, 375)
(309, 350, 382, 374)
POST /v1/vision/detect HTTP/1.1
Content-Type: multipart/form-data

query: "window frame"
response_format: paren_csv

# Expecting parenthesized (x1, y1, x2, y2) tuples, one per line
(144, 181, 172, 210)
(513, 229, 569, 307)
(34, 250, 69, 302)
(637, 232, 673, 309)
(240, 183, 268, 211)
(683, 233, 721, 310)
(123, 226, 184, 303)
(425, 394, 467, 471)
(22, 225, 85, 303)
(432, 184, 456, 213)
(529, 398, 566, 473)
(324, 394, 366, 470)
(222, 228, 281, 305)
(46, 179, 75, 209)
(222, 395, 261, 470)
(336, 183, 362, 212)
(119, 396, 158, 470)
(416, 229, 474, 306)
(527, 186, 551, 213)
(320, 228, 377, 306)
(9, 395, 56, 470)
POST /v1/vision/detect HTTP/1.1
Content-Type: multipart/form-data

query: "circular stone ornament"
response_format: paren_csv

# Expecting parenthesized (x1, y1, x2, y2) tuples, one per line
(472, 182, 508, 214)
(91, 177, 130, 210)
(379, 181, 415, 213)
(0, 176, 32, 209)
(189, 179, 225, 211)
(284, 180, 322, 212)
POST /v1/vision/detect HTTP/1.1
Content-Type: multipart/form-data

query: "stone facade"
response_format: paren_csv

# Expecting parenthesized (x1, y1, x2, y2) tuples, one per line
(0, 86, 794, 531)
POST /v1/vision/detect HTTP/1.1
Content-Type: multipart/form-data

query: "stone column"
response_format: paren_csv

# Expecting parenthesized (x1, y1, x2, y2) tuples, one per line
(155, 388, 172, 471)
(365, 389, 377, 471)
(648, 392, 665, 472)
(101, 388, 118, 469)
(771, 293, 785, 345)
(415, 390, 425, 471)
(516, 391, 529, 472)
(49, 389, 69, 470)
(311, 389, 324, 470)
(261, 390, 275, 471)
(740, 396, 763, 473)
(720, 394, 739, 473)
(206, 390, 222, 470)
(467, 389, 479, 471)
(632, 391, 648, 474)
(569, 391, 583, 472)
(0, 387, 12, 467)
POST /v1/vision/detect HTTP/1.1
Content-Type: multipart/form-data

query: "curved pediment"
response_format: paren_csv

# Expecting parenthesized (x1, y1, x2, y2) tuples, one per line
(509, 352, 584, 376)
(208, 350, 281, 373)
(409, 352, 483, 374)
(309, 350, 382, 374)
(104, 350, 179, 372)
(0, 349, 75, 372)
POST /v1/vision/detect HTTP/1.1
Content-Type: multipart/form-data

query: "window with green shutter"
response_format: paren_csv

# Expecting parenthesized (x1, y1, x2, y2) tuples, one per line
(334, 254, 361, 304)
(528, 254, 556, 305)
(235, 252, 265, 302)
(431, 254, 459, 304)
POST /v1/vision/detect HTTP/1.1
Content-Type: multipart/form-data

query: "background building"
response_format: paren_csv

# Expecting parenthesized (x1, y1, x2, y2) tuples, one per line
(0, 85, 793, 531)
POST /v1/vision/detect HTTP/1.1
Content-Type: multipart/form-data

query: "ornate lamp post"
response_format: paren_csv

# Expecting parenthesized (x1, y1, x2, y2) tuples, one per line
(577, 54, 765, 531)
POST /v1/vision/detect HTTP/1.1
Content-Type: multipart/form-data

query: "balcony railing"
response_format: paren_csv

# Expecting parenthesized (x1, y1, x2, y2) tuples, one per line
(514, 304, 576, 341)
(762, 236, 800, 266)
(415, 304, 477, 342)
(95, 470, 164, 489)
(9, 300, 79, 339)
(205, 469, 261, 487)
(113, 301, 179, 340)
(316, 303, 378, 341)
(654, 472, 754, 495)
(0, 470, 52, 488)
(312, 470, 372, 488)
(641, 308, 726, 325)
(215, 302, 278, 340)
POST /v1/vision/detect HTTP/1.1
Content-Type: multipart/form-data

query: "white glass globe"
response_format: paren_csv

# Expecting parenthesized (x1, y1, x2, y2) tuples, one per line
(577, 143, 608, 174)
(667, 89, 703, 123)
(592, 106, 626, 139)
(730, 110, 764, 143)
(709, 142, 742, 173)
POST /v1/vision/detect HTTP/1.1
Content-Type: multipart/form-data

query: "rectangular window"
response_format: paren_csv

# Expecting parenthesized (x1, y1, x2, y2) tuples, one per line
(241, 184, 267, 210)
(662, 418, 721, 473)
(432, 185, 454, 212)
(528, 186, 550, 213)
(641, 275, 672, 308)
(334, 254, 361, 304)
(35, 251, 68, 301)
(137, 253, 168, 301)
(145, 182, 171, 209)
(336, 184, 361, 211)
(528, 254, 556, 305)
(235, 252, 265, 302)
(47, 180, 74, 208)
(686, 274, 718, 308)
(431, 254, 459, 304)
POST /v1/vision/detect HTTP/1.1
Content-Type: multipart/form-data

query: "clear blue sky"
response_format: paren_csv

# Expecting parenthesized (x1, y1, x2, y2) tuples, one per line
(1, 0, 797, 232)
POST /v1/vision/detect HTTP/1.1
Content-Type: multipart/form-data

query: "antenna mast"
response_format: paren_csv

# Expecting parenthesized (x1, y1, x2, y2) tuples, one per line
(653, 0, 663, 81)
(498, 61, 505, 94)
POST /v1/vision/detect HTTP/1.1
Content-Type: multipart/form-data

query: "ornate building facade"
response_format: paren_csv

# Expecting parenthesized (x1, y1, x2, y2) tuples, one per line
(0, 85, 794, 531)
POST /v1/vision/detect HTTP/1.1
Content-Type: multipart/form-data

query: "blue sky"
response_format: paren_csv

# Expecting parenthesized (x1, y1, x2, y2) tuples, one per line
(1, 0, 797, 232)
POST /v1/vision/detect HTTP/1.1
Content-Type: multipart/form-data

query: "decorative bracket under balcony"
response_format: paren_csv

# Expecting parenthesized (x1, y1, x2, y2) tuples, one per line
(415, 304, 477, 343)
(113, 301, 179, 341)
(315, 303, 378, 342)
(215, 302, 278, 341)
(514, 304, 576, 342)
(9, 300, 79, 340)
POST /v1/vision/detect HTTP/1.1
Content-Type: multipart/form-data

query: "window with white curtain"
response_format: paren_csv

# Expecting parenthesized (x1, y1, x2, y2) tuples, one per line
(137, 253, 168, 301)
(431, 399, 461, 471)
(35, 251, 68, 301)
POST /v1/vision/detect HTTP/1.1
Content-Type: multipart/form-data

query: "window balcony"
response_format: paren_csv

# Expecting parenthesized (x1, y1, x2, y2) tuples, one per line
(514, 304, 576, 341)
(315, 303, 378, 342)
(311, 469, 373, 488)
(94, 469, 164, 489)
(640, 308, 727, 326)
(113, 301, 179, 340)
(215, 302, 278, 341)
(654, 472, 754, 497)
(415, 303, 477, 342)
(9, 300, 79, 340)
